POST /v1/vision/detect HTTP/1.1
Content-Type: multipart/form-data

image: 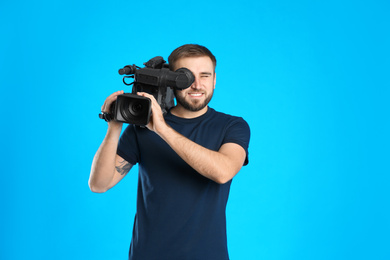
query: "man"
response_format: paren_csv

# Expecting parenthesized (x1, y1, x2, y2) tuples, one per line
(89, 44, 250, 260)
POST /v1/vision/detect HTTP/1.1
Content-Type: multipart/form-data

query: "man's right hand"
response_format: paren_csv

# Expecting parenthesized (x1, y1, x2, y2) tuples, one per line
(101, 90, 124, 129)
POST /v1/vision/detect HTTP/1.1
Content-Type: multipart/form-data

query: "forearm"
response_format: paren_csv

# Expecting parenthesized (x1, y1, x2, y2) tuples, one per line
(89, 125, 122, 192)
(157, 125, 243, 184)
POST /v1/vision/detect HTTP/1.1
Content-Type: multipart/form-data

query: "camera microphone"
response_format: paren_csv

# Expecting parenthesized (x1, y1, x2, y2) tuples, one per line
(118, 65, 137, 75)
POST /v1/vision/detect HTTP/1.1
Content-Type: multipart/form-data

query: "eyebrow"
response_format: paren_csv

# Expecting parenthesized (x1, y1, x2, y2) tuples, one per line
(200, 72, 213, 76)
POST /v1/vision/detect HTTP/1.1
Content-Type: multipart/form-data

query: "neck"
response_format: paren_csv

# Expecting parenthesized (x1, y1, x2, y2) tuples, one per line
(170, 105, 209, 119)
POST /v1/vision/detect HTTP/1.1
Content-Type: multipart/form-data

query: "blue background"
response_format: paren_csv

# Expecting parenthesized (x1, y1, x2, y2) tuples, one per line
(1, 0, 389, 259)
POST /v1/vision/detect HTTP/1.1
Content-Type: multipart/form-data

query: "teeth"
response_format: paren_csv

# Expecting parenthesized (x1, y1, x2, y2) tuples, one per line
(189, 93, 202, 96)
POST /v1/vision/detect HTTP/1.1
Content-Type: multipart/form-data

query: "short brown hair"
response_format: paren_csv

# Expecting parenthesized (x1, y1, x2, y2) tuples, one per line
(168, 44, 217, 71)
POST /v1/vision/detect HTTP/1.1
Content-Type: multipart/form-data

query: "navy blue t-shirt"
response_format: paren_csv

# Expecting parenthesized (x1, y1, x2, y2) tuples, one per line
(117, 107, 250, 260)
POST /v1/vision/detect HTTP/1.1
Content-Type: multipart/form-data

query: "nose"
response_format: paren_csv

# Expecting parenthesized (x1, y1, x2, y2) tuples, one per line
(191, 76, 201, 90)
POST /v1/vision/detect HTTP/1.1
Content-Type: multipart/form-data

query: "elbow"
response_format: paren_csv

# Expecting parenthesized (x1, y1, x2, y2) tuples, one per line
(212, 170, 238, 184)
(213, 175, 233, 185)
(90, 187, 108, 193)
(88, 181, 109, 193)
(214, 178, 231, 185)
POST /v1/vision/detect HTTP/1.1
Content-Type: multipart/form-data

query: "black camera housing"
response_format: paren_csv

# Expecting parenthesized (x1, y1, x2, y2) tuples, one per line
(111, 56, 194, 126)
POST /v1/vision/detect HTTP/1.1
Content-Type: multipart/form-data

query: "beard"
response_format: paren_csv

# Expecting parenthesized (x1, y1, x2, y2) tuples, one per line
(174, 89, 214, 112)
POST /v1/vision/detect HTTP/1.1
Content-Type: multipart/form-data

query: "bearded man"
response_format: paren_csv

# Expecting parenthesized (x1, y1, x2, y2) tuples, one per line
(89, 44, 250, 260)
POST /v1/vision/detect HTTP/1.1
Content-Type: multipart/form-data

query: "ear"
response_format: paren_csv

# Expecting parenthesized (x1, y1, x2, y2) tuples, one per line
(213, 72, 216, 89)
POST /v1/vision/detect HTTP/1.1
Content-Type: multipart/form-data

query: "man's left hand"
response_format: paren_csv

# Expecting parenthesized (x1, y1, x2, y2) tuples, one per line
(137, 92, 167, 133)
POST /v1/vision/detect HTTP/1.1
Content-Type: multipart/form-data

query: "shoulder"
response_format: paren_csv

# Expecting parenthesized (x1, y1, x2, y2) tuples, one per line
(207, 108, 251, 143)
(209, 107, 245, 120)
(209, 108, 250, 129)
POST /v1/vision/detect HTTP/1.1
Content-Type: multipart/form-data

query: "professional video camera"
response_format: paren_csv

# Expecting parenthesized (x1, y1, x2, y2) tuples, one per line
(102, 56, 194, 126)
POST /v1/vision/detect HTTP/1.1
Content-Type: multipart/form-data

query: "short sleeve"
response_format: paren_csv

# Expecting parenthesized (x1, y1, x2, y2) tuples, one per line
(223, 118, 251, 165)
(117, 125, 140, 165)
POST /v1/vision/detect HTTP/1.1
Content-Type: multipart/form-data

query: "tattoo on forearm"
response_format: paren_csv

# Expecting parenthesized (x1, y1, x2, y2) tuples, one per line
(116, 160, 131, 175)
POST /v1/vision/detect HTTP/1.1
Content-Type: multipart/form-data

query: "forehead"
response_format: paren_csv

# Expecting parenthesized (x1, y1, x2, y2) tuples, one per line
(174, 56, 214, 72)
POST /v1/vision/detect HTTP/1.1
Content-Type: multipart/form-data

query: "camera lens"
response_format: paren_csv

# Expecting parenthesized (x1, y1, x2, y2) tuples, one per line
(115, 93, 151, 125)
(120, 98, 148, 122)
(130, 103, 143, 116)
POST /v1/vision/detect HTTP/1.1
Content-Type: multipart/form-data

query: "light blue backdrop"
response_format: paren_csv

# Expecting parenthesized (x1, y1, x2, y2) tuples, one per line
(1, 0, 389, 259)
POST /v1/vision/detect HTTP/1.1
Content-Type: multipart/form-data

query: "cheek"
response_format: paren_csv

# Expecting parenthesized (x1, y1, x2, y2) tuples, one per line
(202, 78, 215, 86)
(208, 79, 216, 89)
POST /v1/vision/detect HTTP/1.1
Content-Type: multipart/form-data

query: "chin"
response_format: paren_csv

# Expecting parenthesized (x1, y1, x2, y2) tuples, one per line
(175, 91, 213, 112)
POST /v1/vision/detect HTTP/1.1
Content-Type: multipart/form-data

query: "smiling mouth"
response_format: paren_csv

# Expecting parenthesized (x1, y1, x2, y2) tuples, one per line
(188, 93, 203, 97)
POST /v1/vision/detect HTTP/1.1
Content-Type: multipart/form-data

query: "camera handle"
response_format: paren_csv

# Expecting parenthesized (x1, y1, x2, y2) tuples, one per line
(123, 76, 134, 86)
(99, 112, 113, 122)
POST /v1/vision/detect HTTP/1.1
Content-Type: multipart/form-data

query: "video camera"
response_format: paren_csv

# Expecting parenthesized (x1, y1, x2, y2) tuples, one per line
(102, 56, 195, 126)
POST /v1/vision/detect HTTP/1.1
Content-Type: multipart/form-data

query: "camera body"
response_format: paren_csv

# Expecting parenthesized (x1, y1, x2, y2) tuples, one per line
(111, 56, 194, 125)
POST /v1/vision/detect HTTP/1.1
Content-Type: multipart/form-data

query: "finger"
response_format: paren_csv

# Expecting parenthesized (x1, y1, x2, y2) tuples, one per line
(137, 92, 159, 108)
(108, 90, 124, 101)
(137, 92, 153, 99)
(101, 90, 124, 112)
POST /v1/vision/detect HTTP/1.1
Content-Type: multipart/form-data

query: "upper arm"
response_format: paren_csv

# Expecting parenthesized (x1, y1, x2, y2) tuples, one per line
(218, 142, 247, 180)
(107, 154, 133, 190)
